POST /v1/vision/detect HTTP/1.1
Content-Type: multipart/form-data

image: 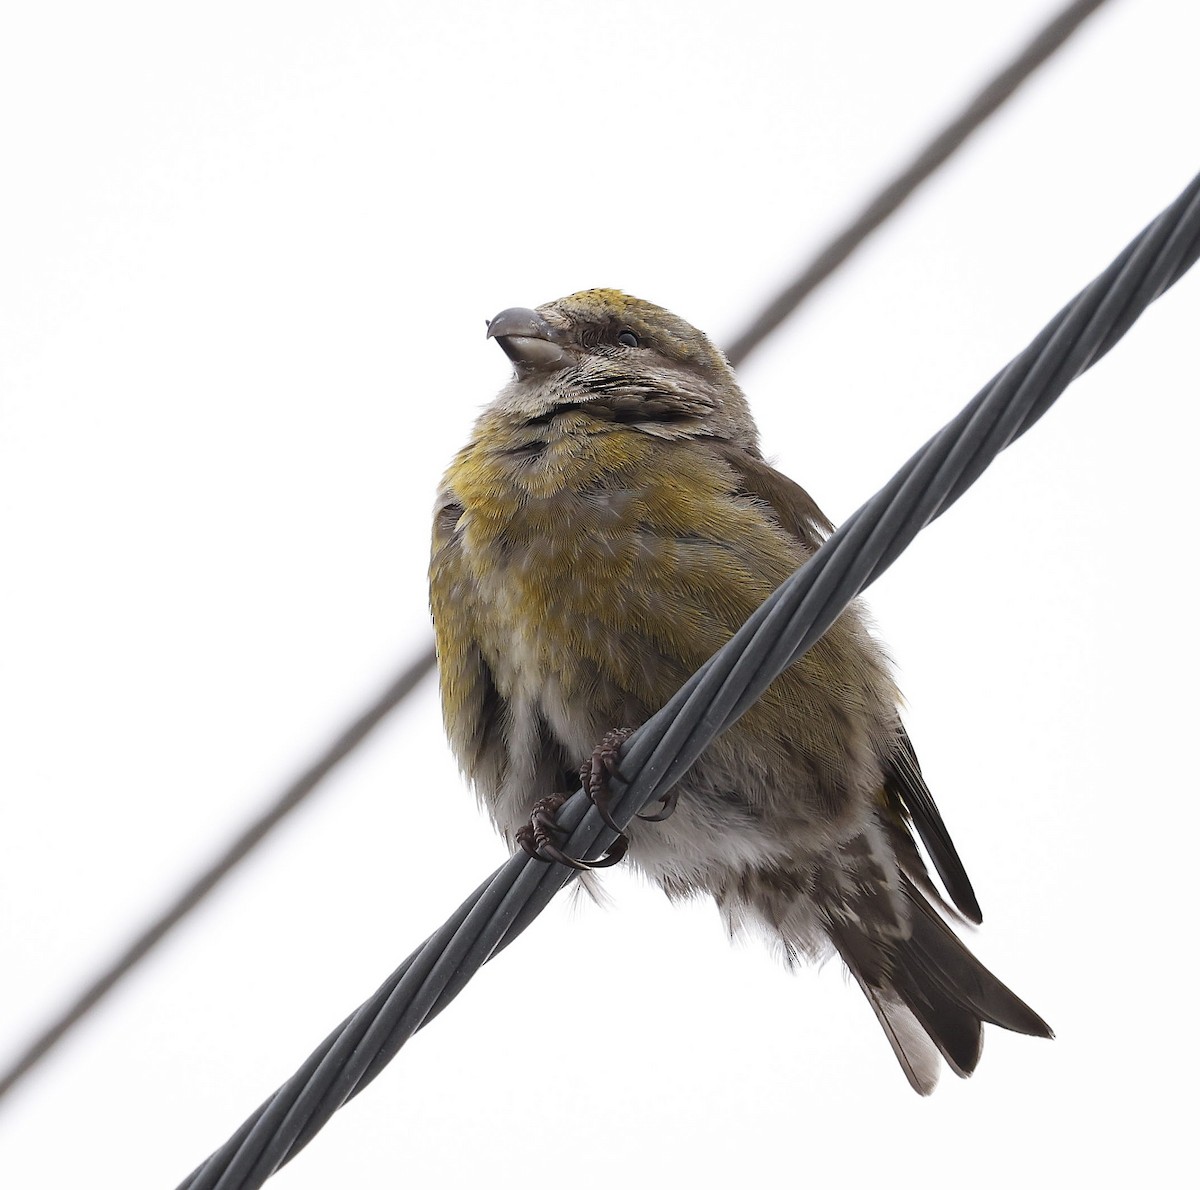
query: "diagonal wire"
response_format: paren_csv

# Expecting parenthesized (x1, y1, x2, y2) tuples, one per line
(178, 169, 1200, 1190)
(0, 648, 436, 1103)
(0, 0, 1113, 1106)
(724, 0, 1112, 367)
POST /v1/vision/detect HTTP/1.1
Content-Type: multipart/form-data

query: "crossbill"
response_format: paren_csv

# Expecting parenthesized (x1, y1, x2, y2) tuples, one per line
(429, 288, 1051, 1093)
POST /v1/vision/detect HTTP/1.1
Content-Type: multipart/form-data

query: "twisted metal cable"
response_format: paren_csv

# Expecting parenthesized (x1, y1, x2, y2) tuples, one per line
(180, 169, 1200, 1190)
(0, 0, 1111, 1105)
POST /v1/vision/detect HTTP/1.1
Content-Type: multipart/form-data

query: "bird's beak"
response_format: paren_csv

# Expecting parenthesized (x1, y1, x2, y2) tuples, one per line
(486, 307, 571, 375)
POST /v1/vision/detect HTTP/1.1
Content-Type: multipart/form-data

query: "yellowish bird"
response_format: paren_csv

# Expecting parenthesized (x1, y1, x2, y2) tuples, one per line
(429, 289, 1051, 1093)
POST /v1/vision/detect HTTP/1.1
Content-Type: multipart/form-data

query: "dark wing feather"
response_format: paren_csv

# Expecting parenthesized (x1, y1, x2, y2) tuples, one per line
(885, 728, 983, 923)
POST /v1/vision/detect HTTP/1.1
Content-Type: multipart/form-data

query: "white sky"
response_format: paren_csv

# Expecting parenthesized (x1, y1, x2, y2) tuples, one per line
(2, 2, 1197, 1187)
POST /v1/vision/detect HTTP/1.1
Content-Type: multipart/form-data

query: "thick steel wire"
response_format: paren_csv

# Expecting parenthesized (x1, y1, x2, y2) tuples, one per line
(179, 169, 1200, 1190)
(0, 0, 1113, 1107)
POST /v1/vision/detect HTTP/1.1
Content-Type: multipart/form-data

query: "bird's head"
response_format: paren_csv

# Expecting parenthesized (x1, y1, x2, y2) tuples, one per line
(485, 289, 758, 450)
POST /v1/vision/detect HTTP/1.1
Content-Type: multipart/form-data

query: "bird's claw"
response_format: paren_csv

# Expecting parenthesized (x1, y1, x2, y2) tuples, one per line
(580, 727, 636, 833)
(516, 794, 629, 871)
(637, 786, 680, 822)
(515, 728, 641, 870)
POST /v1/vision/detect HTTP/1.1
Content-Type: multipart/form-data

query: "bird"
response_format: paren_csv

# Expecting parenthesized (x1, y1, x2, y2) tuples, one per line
(428, 288, 1051, 1094)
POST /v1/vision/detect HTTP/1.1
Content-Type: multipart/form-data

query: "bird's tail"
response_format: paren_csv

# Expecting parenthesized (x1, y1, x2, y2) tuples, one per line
(828, 876, 1052, 1094)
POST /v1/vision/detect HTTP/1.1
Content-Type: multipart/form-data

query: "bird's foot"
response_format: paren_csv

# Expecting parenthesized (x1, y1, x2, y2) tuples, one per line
(580, 725, 681, 825)
(580, 727, 637, 832)
(516, 794, 629, 871)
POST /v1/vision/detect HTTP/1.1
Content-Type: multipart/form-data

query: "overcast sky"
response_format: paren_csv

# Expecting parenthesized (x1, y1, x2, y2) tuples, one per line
(2, 2, 1197, 1187)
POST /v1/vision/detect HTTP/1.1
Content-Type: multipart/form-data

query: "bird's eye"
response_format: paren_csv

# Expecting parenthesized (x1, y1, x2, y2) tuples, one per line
(617, 329, 639, 348)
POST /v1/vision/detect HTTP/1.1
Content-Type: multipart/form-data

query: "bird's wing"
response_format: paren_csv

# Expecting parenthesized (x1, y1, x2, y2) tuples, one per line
(714, 440, 983, 924)
(710, 441, 833, 553)
(429, 493, 510, 797)
(883, 728, 982, 922)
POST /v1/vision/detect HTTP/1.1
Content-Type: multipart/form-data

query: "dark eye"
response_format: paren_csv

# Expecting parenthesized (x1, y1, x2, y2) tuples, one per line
(617, 329, 639, 348)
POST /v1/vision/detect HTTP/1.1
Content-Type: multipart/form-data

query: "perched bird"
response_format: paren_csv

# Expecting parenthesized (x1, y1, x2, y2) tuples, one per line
(429, 289, 1051, 1093)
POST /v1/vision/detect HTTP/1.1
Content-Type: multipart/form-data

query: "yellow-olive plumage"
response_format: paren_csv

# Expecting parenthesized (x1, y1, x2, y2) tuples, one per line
(430, 289, 1050, 1092)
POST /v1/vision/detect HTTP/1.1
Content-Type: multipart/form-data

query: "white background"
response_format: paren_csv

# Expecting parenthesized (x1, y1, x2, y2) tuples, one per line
(2, 2, 1197, 1186)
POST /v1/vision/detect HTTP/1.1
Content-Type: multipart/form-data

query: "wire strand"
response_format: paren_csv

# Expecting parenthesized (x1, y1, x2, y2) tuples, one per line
(178, 167, 1200, 1190)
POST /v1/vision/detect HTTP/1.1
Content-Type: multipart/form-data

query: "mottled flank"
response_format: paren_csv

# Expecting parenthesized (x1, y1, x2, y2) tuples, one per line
(430, 290, 1051, 1094)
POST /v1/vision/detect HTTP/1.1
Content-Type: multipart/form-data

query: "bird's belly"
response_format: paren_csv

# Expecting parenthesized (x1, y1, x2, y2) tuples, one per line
(459, 493, 885, 885)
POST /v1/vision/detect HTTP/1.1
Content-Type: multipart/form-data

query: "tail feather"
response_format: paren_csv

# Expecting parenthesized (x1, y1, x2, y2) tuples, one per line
(836, 932, 941, 1095)
(888, 947, 984, 1079)
(902, 878, 1053, 1038)
(829, 878, 1051, 1092)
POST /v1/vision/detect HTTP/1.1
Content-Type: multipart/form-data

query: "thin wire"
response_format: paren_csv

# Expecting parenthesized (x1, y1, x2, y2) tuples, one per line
(0, 647, 436, 1102)
(723, 0, 1112, 368)
(178, 171, 1200, 1190)
(0, 0, 1113, 1106)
